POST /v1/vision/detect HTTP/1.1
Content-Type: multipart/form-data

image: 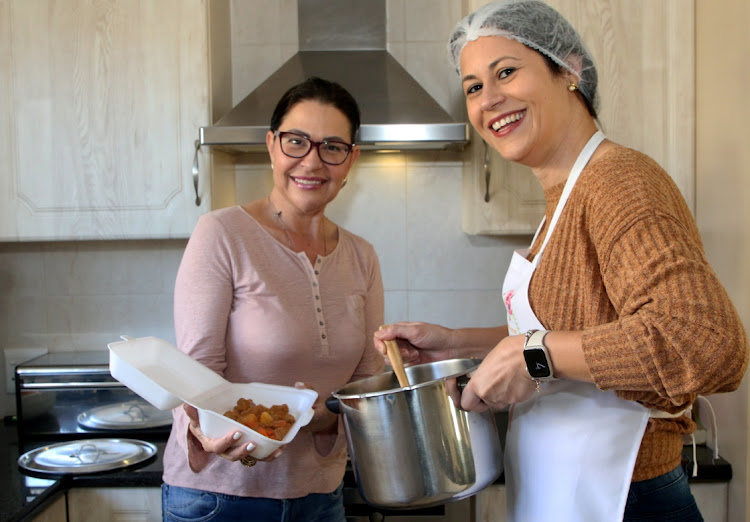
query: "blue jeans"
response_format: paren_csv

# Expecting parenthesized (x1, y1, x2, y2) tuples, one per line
(623, 465, 703, 521)
(161, 482, 345, 522)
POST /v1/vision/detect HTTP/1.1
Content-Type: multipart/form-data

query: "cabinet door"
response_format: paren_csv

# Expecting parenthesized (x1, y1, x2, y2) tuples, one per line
(67, 487, 161, 522)
(474, 484, 507, 522)
(462, 0, 694, 235)
(32, 493, 68, 522)
(0, 0, 210, 240)
(691, 482, 728, 522)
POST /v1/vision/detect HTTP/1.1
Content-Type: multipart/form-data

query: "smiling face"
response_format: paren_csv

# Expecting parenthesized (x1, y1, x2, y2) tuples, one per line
(460, 36, 583, 172)
(266, 99, 360, 216)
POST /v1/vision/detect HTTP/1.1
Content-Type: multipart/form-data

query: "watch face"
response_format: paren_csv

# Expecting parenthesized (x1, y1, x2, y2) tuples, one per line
(525, 348, 552, 378)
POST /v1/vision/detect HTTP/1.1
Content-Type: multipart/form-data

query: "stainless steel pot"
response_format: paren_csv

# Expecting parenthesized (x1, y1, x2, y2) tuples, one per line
(327, 358, 503, 508)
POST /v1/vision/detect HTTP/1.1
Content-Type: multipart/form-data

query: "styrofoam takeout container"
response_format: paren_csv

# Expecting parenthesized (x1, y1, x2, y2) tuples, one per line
(108, 336, 317, 459)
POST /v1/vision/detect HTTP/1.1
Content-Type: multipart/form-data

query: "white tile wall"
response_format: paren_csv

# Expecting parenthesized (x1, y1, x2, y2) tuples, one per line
(230, 0, 299, 106)
(0, 1, 531, 417)
(0, 240, 186, 415)
(228, 149, 525, 329)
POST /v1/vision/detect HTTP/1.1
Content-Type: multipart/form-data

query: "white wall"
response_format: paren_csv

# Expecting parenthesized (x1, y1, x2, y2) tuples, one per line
(1, 7, 747, 522)
(0, 240, 185, 415)
(228, 149, 528, 327)
(223, 0, 525, 327)
(696, 1, 750, 520)
(0, 155, 524, 419)
(0, 1, 527, 419)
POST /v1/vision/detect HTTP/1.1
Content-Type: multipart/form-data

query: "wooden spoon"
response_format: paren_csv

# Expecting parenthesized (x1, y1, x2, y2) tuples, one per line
(384, 339, 410, 388)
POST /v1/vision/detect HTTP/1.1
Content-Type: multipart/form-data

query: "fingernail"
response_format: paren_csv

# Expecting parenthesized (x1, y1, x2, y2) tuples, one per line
(232, 432, 242, 440)
(246, 442, 255, 452)
(274, 450, 283, 459)
(294, 381, 304, 388)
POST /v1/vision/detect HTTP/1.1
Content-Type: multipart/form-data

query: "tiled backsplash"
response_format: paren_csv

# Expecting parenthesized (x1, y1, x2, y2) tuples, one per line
(231, 150, 529, 328)
(0, 240, 186, 415)
(0, 0, 531, 417)
(0, 153, 528, 416)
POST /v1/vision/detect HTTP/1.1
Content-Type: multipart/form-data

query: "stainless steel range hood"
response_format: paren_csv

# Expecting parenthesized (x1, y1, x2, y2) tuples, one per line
(199, 0, 469, 153)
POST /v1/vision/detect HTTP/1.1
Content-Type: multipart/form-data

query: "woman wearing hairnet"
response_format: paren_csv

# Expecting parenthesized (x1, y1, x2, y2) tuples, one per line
(375, 1, 748, 521)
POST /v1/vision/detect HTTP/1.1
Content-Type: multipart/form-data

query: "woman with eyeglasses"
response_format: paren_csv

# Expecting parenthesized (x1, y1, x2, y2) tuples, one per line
(161, 77, 384, 522)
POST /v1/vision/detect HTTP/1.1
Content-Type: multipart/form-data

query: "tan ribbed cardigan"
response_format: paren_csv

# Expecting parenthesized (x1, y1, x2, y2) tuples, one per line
(527, 146, 748, 481)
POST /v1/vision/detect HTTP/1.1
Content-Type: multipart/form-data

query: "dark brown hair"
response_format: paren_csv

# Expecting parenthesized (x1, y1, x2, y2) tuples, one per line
(270, 77, 361, 143)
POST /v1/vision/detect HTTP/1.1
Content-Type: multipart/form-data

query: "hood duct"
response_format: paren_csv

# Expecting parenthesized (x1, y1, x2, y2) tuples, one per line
(199, 0, 469, 153)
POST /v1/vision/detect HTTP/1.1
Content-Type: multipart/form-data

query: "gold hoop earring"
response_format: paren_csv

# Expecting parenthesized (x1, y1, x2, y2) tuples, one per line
(568, 82, 578, 92)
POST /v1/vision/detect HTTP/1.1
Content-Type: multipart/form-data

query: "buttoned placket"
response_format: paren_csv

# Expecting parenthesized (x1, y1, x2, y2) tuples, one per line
(308, 255, 329, 355)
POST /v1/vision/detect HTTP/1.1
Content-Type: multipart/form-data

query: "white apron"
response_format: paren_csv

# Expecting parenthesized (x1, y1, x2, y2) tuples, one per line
(501, 131, 650, 522)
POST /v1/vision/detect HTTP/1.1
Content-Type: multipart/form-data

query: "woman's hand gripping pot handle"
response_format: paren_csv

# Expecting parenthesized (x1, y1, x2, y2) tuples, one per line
(459, 335, 539, 412)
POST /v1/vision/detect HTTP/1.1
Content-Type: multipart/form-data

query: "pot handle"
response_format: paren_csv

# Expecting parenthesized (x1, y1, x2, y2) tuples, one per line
(325, 397, 341, 414)
(453, 371, 491, 411)
(456, 373, 471, 392)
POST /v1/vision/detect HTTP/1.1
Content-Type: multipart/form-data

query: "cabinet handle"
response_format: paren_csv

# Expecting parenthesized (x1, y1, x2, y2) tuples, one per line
(483, 140, 491, 202)
(21, 382, 124, 390)
(192, 140, 202, 206)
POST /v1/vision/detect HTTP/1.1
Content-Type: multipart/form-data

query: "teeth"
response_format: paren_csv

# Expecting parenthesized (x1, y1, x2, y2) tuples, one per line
(294, 178, 323, 185)
(491, 111, 525, 131)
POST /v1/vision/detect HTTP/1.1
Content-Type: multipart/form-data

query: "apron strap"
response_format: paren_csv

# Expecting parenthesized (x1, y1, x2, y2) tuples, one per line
(648, 396, 719, 478)
(532, 131, 605, 267)
(648, 407, 690, 419)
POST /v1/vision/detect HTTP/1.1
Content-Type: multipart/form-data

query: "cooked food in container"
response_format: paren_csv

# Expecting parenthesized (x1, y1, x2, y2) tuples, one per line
(108, 336, 317, 458)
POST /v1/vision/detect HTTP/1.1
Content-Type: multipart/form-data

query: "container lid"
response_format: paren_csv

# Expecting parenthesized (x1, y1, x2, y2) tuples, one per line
(108, 336, 318, 459)
(108, 336, 226, 410)
(18, 439, 157, 476)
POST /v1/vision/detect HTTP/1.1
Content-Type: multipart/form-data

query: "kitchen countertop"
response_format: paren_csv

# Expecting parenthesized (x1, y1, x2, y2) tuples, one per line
(1, 417, 732, 522)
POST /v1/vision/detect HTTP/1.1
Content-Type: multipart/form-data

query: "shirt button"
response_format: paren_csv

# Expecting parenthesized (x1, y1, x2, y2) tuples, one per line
(317, 308, 322, 312)
(313, 282, 318, 287)
(315, 295, 320, 300)
(319, 321, 324, 326)
(322, 334, 327, 339)
(315, 270, 319, 275)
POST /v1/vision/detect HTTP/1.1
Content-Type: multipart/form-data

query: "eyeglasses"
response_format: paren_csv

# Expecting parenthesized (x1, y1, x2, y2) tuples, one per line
(273, 131, 354, 166)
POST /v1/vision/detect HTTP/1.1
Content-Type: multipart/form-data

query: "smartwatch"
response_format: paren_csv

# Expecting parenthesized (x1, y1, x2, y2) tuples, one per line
(523, 329, 556, 380)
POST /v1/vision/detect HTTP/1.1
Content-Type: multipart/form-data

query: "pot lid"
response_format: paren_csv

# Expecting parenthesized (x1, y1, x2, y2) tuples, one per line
(77, 400, 173, 430)
(18, 439, 157, 477)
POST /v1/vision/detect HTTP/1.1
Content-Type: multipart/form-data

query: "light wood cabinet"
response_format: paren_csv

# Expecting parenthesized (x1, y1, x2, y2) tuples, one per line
(67, 487, 161, 522)
(462, 0, 695, 235)
(473, 482, 727, 521)
(473, 484, 507, 522)
(691, 482, 728, 522)
(32, 494, 67, 522)
(0, 0, 229, 240)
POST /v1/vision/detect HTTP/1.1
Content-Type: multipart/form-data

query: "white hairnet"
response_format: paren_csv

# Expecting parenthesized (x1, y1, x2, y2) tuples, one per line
(448, 0, 598, 112)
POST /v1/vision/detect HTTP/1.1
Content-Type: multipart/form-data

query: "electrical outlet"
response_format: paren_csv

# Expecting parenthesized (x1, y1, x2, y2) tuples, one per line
(4, 347, 48, 394)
